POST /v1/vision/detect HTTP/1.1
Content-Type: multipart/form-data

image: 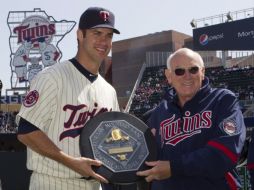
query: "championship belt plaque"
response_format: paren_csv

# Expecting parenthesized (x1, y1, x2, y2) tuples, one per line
(79, 111, 157, 184)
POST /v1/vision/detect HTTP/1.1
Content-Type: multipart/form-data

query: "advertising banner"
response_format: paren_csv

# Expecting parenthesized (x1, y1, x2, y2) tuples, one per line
(193, 17, 254, 50)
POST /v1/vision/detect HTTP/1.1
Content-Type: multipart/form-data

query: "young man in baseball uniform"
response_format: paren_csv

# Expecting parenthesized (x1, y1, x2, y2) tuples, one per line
(17, 7, 120, 190)
(137, 48, 246, 190)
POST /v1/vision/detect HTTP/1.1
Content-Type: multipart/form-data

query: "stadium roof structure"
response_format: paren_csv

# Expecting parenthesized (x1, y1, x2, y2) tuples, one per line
(190, 7, 254, 28)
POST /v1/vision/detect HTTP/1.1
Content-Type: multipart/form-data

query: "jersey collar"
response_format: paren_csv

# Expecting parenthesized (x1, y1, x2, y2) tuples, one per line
(69, 58, 98, 83)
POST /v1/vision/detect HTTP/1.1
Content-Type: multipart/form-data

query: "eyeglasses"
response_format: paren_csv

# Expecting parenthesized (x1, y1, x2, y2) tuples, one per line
(174, 66, 200, 76)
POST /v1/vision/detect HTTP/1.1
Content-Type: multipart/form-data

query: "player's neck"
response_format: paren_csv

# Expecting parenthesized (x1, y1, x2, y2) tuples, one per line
(75, 54, 100, 75)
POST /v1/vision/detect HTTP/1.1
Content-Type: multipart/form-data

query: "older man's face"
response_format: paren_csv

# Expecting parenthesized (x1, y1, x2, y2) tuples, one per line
(165, 53, 205, 105)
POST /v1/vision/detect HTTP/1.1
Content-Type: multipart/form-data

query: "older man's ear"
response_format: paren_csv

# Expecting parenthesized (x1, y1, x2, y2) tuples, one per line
(165, 69, 172, 85)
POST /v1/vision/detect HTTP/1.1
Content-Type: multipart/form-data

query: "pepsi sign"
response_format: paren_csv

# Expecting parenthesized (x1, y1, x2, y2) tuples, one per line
(193, 17, 254, 50)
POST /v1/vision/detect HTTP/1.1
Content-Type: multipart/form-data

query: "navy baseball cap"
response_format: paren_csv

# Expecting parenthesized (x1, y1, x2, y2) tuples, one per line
(79, 7, 120, 34)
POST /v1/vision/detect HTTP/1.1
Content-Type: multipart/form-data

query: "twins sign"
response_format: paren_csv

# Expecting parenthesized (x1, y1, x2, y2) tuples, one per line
(8, 8, 76, 89)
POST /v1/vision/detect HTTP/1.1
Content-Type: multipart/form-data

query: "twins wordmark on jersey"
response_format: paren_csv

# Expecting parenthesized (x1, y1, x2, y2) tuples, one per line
(22, 90, 112, 141)
(59, 102, 111, 141)
(160, 111, 212, 146)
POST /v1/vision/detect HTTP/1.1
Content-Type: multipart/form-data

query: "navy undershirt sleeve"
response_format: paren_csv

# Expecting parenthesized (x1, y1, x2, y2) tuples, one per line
(17, 117, 40, 134)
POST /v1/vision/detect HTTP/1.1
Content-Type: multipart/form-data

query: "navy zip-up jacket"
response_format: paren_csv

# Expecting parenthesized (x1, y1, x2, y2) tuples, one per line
(148, 77, 246, 190)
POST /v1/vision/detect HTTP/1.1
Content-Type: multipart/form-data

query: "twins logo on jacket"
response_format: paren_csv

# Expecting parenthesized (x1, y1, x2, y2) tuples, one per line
(160, 111, 212, 146)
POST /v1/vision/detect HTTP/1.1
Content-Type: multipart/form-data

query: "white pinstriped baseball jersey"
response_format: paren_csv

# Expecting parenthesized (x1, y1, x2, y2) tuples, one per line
(29, 172, 100, 190)
(17, 59, 120, 179)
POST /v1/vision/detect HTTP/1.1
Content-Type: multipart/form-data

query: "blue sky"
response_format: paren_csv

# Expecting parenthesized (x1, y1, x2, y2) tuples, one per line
(1, 0, 254, 93)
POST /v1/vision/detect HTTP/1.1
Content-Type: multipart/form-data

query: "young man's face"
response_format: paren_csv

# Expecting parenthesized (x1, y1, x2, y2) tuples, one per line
(80, 28, 113, 64)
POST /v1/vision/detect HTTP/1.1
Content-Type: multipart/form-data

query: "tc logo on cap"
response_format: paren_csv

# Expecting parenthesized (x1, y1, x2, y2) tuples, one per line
(79, 7, 120, 34)
(100, 11, 110, 22)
